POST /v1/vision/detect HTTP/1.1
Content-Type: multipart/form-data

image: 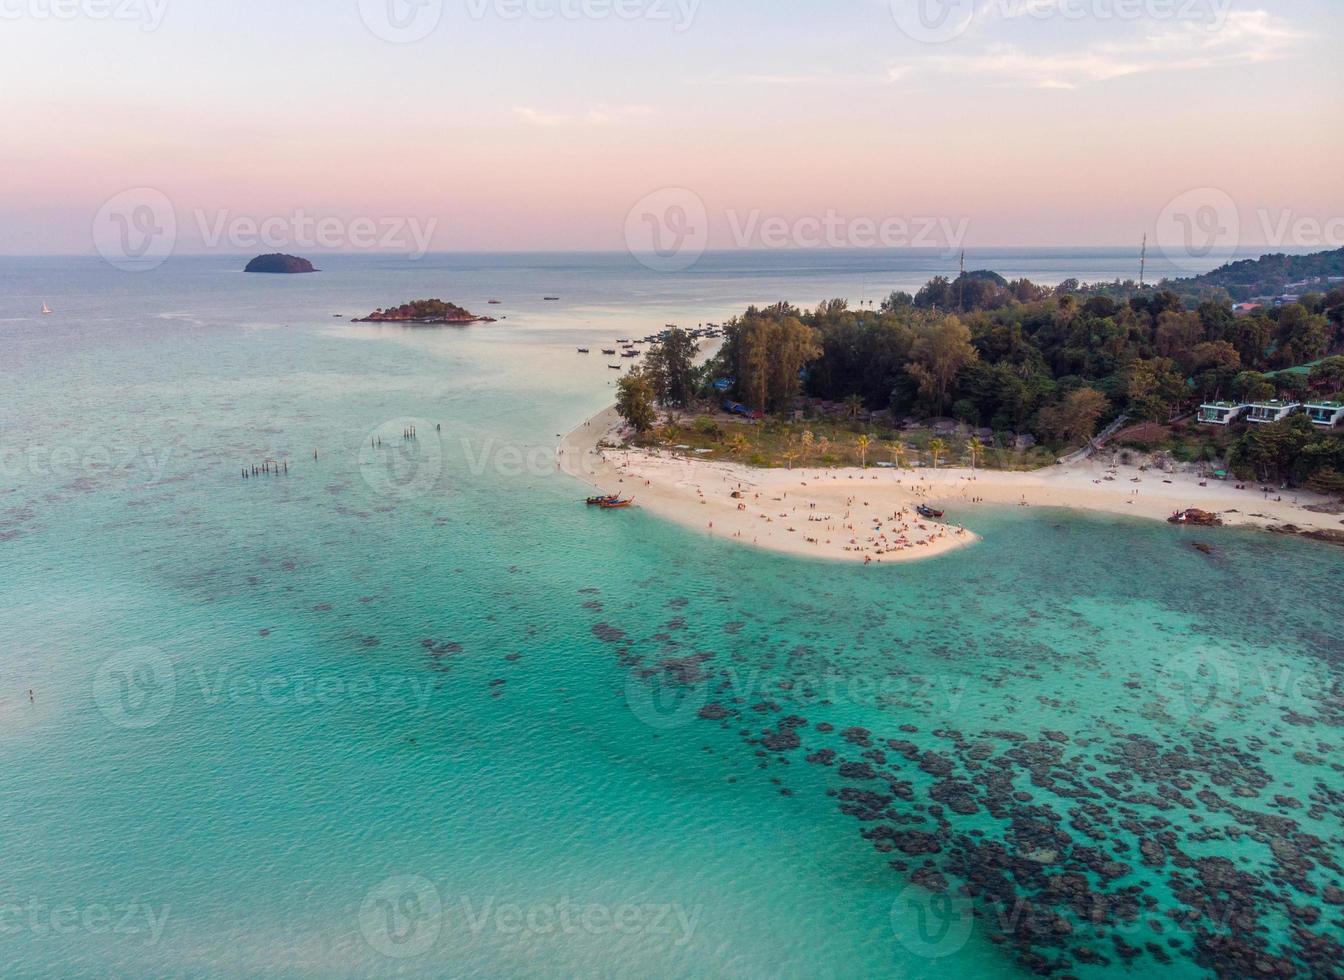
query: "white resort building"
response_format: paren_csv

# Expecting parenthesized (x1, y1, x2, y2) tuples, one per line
(1197, 402, 1250, 425)
(1246, 401, 1303, 424)
(1305, 401, 1344, 428)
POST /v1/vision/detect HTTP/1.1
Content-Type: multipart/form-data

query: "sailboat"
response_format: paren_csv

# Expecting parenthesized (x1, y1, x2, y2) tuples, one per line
(41, 303, 52, 315)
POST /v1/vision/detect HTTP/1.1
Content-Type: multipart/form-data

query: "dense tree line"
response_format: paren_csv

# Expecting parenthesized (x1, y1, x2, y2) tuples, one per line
(695, 270, 1344, 487)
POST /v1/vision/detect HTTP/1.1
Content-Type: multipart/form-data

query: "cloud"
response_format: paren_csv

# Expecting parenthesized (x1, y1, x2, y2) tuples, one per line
(889, 8, 1305, 90)
(513, 105, 652, 127)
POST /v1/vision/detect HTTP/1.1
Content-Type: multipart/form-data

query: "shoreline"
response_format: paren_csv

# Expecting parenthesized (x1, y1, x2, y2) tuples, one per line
(559, 406, 1344, 564)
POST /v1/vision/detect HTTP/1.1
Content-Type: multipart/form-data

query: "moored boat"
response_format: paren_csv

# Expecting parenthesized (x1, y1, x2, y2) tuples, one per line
(917, 505, 944, 520)
(599, 497, 634, 509)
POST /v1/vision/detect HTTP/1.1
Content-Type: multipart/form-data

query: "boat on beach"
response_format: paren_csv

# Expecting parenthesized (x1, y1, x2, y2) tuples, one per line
(586, 494, 620, 506)
(917, 505, 945, 520)
(599, 497, 634, 509)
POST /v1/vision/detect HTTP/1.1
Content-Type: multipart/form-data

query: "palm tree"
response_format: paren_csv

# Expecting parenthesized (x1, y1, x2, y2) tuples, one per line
(856, 435, 871, 469)
(782, 450, 800, 470)
(890, 443, 908, 469)
(727, 433, 750, 458)
(928, 438, 947, 469)
(844, 394, 864, 421)
(965, 438, 984, 470)
(800, 429, 815, 462)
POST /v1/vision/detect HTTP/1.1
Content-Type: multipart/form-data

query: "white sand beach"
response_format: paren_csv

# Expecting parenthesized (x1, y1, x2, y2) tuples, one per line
(560, 406, 1344, 564)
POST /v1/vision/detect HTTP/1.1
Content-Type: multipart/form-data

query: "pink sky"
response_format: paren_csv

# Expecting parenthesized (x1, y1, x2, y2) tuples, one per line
(1, 0, 1340, 254)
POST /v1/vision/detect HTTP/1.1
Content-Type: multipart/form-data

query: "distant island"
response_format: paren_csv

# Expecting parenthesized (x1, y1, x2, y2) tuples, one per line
(352, 299, 496, 325)
(1167, 247, 1344, 302)
(244, 253, 318, 274)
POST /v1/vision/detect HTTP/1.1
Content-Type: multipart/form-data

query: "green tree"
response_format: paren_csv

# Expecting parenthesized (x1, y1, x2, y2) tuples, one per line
(856, 435, 871, 468)
(907, 316, 978, 415)
(645, 327, 698, 408)
(1232, 371, 1276, 402)
(723, 310, 821, 412)
(1228, 415, 1315, 481)
(1124, 358, 1186, 421)
(1309, 356, 1344, 393)
(928, 438, 947, 469)
(1038, 388, 1110, 444)
(615, 368, 657, 434)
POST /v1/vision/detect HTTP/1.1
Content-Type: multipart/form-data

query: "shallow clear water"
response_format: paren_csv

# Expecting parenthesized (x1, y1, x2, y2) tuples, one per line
(1, 253, 1340, 978)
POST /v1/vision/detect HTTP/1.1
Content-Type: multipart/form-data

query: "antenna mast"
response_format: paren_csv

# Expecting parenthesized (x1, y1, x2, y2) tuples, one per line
(1139, 234, 1148, 289)
(958, 249, 966, 309)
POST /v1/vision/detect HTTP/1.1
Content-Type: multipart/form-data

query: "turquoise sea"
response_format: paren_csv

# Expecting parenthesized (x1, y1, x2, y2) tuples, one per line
(1, 251, 1341, 978)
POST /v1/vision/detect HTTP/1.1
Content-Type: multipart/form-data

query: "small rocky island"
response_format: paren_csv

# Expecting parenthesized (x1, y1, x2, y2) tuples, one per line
(352, 299, 497, 325)
(244, 253, 318, 274)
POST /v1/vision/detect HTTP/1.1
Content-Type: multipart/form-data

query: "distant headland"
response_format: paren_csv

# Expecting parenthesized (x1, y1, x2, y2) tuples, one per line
(352, 299, 497, 325)
(244, 253, 319, 274)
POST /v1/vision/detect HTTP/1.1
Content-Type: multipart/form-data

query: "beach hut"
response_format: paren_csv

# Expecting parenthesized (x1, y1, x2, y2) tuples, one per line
(1305, 401, 1344, 428)
(1197, 402, 1250, 425)
(1246, 401, 1302, 424)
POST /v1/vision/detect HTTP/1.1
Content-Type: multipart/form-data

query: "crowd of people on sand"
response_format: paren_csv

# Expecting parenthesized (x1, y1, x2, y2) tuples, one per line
(597, 445, 976, 564)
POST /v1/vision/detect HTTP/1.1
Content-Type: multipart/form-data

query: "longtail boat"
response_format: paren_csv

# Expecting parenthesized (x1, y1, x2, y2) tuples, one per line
(586, 494, 620, 506)
(599, 498, 634, 509)
(917, 505, 944, 519)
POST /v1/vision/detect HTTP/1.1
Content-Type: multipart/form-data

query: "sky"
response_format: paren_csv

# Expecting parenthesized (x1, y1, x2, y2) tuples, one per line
(1, 0, 1341, 255)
